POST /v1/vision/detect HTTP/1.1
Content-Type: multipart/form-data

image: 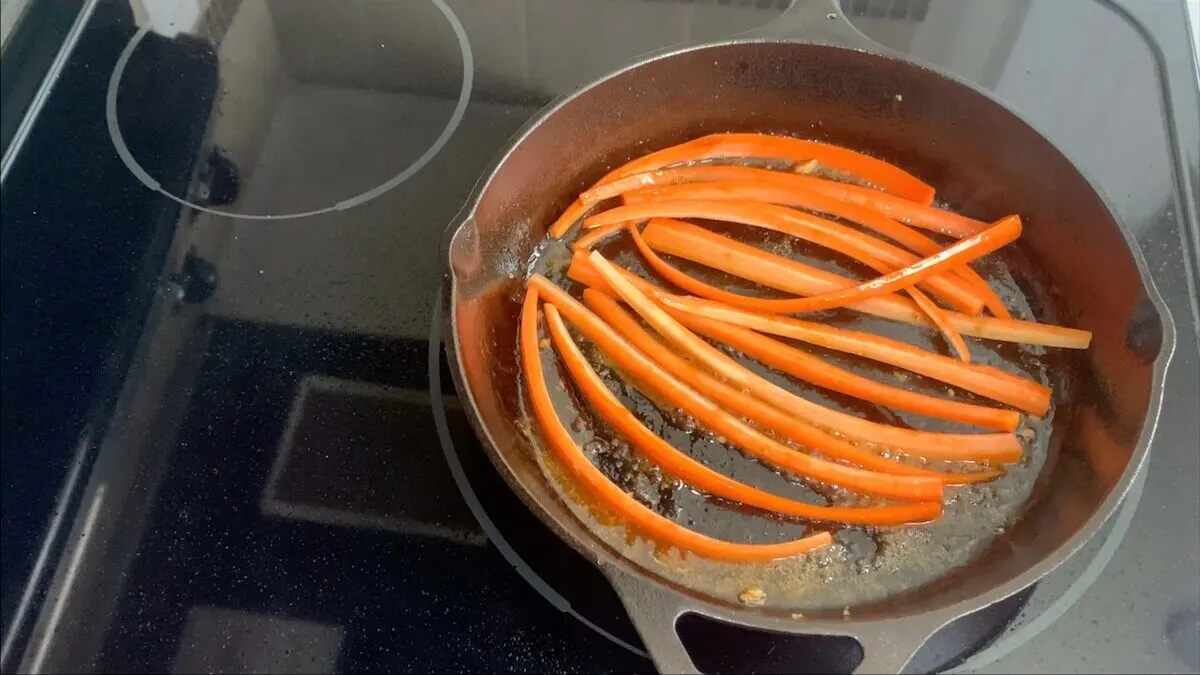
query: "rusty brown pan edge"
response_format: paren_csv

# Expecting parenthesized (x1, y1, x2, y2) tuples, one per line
(438, 7, 1178, 675)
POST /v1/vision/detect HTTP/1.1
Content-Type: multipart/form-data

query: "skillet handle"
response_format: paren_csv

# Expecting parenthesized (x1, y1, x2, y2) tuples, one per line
(603, 565, 700, 674)
(743, 0, 880, 51)
(603, 562, 941, 674)
(846, 624, 932, 674)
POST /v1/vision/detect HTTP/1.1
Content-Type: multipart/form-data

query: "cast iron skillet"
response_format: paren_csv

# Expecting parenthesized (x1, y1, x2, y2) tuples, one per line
(441, 1, 1174, 672)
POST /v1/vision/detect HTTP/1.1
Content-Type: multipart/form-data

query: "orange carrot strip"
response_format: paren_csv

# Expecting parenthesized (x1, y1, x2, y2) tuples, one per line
(565, 255, 1049, 418)
(965, 274, 1013, 320)
(637, 222, 1090, 349)
(591, 133, 935, 204)
(529, 278, 946, 500)
(615, 172, 1009, 317)
(666, 295, 1052, 417)
(630, 220, 971, 362)
(642, 219, 897, 305)
(548, 199, 588, 239)
(521, 288, 831, 560)
(607, 164, 981, 238)
(907, 285, 972, 361)
(585, 289, 1008, 480)
(676, 214, 1022, 314)
(674, 309, 1019, 432)
(545, 304, 942, 524)
(584, 290, 941, 475)
(582, 253, 1021, 461)
(588, 200, 984, 315)
(571, 221, 625, 251)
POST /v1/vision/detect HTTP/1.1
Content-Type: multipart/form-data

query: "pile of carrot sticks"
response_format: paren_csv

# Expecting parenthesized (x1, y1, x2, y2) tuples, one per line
(521, 133, 1092, 562)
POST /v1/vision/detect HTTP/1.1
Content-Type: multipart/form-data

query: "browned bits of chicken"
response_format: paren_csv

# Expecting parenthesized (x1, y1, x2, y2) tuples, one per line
(738, 586, 767, 606)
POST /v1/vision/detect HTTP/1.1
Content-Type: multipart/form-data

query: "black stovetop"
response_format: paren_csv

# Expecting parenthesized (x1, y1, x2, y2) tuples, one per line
(2, 0, 1197, 673)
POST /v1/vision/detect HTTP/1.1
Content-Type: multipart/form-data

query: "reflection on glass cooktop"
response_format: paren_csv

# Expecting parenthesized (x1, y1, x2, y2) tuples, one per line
(91, 319, 650, 673)
(2, 0, 1196, 673)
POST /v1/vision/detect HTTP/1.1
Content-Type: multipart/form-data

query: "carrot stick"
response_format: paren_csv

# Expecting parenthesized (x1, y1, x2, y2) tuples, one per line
(641, 219, 898, 306)
(673, 308, 1019, 432)
(949, 313, 1091, 348)
(583, 252, 1022, 461)
(955, 270, 1012, 320)
(672, 214, 1023, 314)
(528, 278, 947, 499)
(587, 200, 984, 315)
(585, 289, 1009, 481)
(548, 199, 588, 239)
(584, 289, 946, 475)
(521, 288, 832, 561)
(591, 133, 936, 204)
(571, 221, 625, 251)
(629, 220, 972, 362)
(615, 174, 1010, 317)
(906, 286, 973, 362)
(565, 255, 1049, 417)
(665, 295, 1052, 417)
(606, 164, 983, 238)
(637, 222, 1091, 349)
(544, 304, 942, 524)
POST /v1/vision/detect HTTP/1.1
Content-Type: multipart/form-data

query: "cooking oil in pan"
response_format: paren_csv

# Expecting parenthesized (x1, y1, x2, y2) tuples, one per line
(519, 222, 1072, 612)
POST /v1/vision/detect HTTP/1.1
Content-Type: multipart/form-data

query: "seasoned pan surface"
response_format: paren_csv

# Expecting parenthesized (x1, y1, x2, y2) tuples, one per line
(510, 207, 1077, 613)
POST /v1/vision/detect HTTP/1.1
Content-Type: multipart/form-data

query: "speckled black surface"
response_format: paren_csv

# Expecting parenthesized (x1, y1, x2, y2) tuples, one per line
(94, 320, 651, 673)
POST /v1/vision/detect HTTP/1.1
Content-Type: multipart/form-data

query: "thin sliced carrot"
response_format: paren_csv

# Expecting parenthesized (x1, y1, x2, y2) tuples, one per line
(544, 304, 942, 525)
(565, 255, 1049, 417)
(673, 308, 1019, 432)
(666, 214, 1023, 314)
(591, 133, 935, 204)
(666, 295, 1052, 417)
(641, 219, 893, 305)
(907, 285, 972, 361)
(636, 222, 1091, 349)
(548, 199, 588, 239)
(583, 252, 1022, 461)
(588, 200, 984, 315)
(584, 289, 944, 476)
(583, 164, 771, 204)
(585, 290, 1009, 482)
(614, 172, 1010, 317)
(964, 273, 1013, 320)
(521, 287, 831, 561)
(640, 219, 948, 322)
(571, 221, 624, 251)
(629, 220, 972, 362)
(612, 165, 982, 238)
(625, 178, 935, 252)
(951, 314, 1091, 348)
(530, 279, 945, 498)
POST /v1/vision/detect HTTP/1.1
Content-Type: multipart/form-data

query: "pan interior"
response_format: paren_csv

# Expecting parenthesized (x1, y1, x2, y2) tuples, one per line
(449, 41, 1159, 620)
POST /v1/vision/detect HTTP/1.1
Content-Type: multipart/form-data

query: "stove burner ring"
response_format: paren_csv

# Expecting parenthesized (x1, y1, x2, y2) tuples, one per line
(429, 283, 1146, 670)
(105, 0, 474, 221)
(948, 461, 1146, 672)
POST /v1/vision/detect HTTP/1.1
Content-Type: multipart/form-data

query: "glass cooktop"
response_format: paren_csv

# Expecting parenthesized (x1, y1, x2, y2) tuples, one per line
(2, 0, 1197, 672)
